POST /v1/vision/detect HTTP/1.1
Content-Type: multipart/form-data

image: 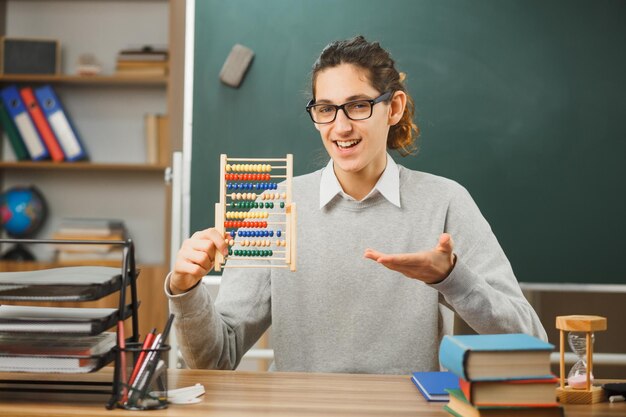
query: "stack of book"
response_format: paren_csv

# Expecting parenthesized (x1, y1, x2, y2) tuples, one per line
(115, 45, 168, 77)
(52, 218, 127, 266)
(0, 84, 87, 162)
(439, 333, 562, 417)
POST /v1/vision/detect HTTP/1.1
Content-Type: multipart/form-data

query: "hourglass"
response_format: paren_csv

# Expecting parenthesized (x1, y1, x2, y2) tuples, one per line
(556, 315, 607, 404)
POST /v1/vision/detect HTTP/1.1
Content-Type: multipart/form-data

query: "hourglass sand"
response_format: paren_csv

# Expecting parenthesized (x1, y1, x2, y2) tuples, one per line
(556, 315, 607, 404)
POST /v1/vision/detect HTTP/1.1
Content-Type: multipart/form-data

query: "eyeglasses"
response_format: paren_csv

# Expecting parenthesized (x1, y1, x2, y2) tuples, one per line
(305, 91, 392, 124)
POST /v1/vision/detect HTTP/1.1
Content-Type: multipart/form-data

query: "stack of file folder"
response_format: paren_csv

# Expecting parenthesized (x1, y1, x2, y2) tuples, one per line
(0, 266, 131, 373)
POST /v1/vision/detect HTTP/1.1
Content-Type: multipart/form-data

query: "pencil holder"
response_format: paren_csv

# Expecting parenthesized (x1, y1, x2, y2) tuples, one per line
(115, 342, 170, 410)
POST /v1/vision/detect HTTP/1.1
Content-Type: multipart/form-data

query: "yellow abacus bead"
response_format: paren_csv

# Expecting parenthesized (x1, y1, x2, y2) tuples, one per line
(225, 164, 232, 172)
(265, 240, 270, 247)
(266, 164, 271, 172)
(244, 240, 250, 246)
(247, 193, 253, 200)
(281, 192, 286, 199)
(263, 212, 268, 218)
(229, 239, 234, 246)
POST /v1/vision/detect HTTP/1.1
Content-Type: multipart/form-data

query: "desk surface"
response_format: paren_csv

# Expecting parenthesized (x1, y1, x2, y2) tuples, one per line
(0, 369, 624, 417)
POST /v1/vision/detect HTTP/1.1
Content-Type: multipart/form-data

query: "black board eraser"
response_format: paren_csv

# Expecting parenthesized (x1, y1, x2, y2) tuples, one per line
(219, 44, 254, 88)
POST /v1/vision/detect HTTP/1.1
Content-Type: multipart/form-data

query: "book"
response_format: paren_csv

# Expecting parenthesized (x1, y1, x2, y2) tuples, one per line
(20, 86, 65, 162)
(33, 85, 88, 161)
(56, 217, 126, 236)
(444, 388, 563, 417)
(0, 85, 49, 160)
(117, 46, 168, 62)
(0, 98, 30, 160)
(144, 113, 159, 164)
(411, 371, 459, 402)
(0, 305, 125, 335)
(0, 332, 116, 373)
(439, 334, 554, 381)
(459, 377, 559, 406)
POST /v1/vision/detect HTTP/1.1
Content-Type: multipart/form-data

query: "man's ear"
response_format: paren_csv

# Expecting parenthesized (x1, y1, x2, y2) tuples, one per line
(388, 91, 407, 126)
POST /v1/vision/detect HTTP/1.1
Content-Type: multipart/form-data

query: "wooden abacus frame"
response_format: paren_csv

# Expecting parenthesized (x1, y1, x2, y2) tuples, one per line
(214, 154, 296, 272)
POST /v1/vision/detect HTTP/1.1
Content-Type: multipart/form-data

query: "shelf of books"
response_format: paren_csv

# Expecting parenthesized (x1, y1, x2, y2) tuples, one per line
(0, 161, 168, 172)
(0, 75, 167, 86)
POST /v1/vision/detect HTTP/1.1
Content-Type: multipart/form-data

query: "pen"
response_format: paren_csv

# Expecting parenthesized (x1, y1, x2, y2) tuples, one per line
(117, 321, 127, 401)
(128, 328, 156, 386)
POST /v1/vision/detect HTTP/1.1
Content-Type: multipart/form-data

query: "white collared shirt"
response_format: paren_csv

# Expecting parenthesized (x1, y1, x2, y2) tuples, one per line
(319, 153, 401, 209)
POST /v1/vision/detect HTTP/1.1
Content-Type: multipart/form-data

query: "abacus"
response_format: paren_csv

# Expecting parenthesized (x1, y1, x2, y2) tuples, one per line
(214, 154, 296, 271)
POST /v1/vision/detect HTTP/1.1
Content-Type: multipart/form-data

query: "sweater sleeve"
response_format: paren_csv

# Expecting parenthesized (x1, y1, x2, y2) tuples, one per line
(165, 267, 271, 369)
(430, 185, 547, 340)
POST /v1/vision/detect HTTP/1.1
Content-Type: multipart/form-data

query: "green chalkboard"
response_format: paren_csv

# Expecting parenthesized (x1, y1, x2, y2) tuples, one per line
(190, 0, 626, 284)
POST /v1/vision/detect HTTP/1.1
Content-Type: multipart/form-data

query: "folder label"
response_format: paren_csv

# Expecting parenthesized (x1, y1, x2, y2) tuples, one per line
(49, 111, 82, 157)
(14, 112, 46, 157)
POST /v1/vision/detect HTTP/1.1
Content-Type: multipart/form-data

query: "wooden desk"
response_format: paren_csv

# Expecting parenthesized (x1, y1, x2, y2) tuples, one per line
(0, 369, 624, 416)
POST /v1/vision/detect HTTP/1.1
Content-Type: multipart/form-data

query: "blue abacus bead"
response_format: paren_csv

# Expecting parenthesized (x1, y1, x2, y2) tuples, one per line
(272, 183, 277, 190)
(270, 230, 274, 237)
(277, 230, 282, 237)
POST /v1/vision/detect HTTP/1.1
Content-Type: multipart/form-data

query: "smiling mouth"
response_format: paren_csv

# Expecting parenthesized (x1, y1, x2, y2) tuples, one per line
(335, 139, 361, 149)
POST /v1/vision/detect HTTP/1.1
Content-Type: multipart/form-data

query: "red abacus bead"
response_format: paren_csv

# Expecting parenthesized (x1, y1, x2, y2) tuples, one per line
(262, 221, 267, 228)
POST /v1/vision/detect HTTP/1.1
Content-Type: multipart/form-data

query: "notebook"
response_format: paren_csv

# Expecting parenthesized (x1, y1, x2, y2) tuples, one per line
(411, 371, 459, 402)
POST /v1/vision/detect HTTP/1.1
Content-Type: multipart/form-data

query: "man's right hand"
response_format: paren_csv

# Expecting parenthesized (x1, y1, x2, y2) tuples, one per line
(170, 228, 228, 295)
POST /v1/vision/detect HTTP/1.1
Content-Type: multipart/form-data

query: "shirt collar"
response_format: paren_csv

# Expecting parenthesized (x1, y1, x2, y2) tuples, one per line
(319, 153, 401, 208)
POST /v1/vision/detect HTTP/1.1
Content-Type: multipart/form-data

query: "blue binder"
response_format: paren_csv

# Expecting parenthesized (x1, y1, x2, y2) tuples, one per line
(34, 85, 87, 161)
(0, 85, 49, 161)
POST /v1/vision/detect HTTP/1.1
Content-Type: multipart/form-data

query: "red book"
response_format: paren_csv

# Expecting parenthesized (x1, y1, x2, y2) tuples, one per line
(20, 87, 65, 162)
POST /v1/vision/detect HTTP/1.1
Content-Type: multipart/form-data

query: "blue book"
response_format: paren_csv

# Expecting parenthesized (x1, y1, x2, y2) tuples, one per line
(34, 85, 87, 161)
(0, 85, 49, 160)
(439, 333, 554, 381)
(411, 371, 459, 402)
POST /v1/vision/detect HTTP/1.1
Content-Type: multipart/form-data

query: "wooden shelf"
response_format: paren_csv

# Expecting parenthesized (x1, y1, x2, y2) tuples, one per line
(0, 74, 167, 86)
(0, 161, 168, 172)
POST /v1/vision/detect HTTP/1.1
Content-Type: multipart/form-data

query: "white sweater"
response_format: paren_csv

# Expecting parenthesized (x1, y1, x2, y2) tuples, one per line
(166, 165, 546, 374)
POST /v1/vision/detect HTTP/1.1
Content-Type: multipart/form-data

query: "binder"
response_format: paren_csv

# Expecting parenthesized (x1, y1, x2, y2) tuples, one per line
(20, 87, 65, 162)
(0, 85, 49, 161)
(0, 99, 30, 160)
(34, 85, 87, 161)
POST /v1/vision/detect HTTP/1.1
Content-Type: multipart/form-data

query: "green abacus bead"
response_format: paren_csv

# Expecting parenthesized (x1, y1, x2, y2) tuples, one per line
(270, 202, 274, 209)
(280, 202, 285, 208)
(228, 249, 232, 256)
(269, 250, 273, 256)
(254, 202, 259, 208)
